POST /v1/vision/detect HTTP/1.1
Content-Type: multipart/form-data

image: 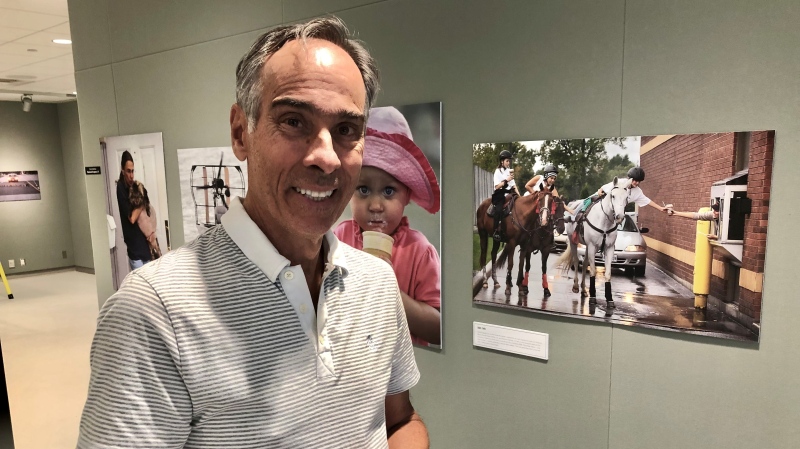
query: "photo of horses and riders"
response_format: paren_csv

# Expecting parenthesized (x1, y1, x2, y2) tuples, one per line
(472, 130, 774, 342)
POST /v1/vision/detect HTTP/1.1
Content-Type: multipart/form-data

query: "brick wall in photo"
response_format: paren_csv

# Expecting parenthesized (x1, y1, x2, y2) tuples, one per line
(640, 133, 736, 308)
(738, 130, 774, 320)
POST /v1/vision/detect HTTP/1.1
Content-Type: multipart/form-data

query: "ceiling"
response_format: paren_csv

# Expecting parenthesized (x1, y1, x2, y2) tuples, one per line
(0, 0, 74, 103)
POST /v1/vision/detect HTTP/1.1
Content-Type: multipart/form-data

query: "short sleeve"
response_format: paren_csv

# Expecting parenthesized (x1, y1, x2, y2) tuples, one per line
(411, 245, 441, 310)
(386, 288, 420, 396)
(632, 189, 651, 207)
(78, 273, 192, 449)
(493, 168, 506, 186)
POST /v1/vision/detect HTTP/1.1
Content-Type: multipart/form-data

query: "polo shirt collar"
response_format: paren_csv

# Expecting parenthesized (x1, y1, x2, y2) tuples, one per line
(221, 197, 349, 282)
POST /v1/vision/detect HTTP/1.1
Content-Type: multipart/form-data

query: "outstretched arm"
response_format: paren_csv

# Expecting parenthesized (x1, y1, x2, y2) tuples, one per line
(647, 202, 674, 215)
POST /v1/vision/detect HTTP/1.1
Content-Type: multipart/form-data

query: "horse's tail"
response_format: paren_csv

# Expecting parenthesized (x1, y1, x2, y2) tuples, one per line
(556, 242, 573, 272)
(496, 241, 512, 269)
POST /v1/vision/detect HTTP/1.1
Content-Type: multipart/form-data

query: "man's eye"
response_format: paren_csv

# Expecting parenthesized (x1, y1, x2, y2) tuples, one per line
(286, 118, 302, 128)
(337, 124, 358, 136)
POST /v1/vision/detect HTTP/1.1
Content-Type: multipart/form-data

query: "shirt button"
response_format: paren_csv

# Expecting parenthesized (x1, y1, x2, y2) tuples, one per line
(299, 304, 307, 314)
(284, 271, 294, 280)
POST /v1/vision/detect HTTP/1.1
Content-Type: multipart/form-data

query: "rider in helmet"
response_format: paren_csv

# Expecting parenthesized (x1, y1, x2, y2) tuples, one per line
(525, 164, 561, 197)
(568, 166, 672, 223)
(595, 166, 673, 214)
(490, 150, 521, 240)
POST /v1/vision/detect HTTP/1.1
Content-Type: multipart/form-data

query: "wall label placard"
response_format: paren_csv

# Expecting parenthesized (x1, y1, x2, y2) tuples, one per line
(473, 321, 549, 360)
(85, 166, 101, 175)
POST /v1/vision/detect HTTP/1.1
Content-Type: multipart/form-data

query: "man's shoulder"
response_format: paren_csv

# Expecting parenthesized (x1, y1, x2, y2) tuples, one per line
(134, 226, 241, 281)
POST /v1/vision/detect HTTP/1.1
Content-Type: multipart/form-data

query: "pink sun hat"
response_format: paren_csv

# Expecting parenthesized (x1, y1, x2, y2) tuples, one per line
(363, 106, 440, 214)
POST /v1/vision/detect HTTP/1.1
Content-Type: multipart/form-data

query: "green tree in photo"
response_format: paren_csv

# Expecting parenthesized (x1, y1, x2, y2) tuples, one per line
(472, 141, 536, 186)
(532, 138, 627, 200)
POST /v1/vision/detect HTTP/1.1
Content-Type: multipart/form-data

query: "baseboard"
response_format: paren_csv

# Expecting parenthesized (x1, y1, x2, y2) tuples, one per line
(6, 265, 93, 278)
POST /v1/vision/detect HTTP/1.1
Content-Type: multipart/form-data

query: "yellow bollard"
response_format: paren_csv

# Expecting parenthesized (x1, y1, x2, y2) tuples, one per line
(0, 261, 13, 299)
(692, 207, 713, 309)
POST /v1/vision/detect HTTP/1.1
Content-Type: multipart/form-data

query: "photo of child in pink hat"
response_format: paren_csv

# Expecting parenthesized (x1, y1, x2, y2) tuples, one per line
(335, 105, 442, 346)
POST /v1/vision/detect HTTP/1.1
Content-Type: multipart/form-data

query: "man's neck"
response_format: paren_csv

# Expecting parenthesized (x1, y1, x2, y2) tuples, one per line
(242, 197, 326, 307)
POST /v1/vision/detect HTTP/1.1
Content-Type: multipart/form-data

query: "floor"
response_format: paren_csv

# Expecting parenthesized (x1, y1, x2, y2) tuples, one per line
(0, 269, 98, 449)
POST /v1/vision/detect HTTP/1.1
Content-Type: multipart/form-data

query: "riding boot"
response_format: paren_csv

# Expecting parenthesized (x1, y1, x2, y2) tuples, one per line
(493, 216, 502, 241)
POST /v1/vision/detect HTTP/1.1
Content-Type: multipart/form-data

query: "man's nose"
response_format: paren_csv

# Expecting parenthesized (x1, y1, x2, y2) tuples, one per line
(305, 128, 341, 175)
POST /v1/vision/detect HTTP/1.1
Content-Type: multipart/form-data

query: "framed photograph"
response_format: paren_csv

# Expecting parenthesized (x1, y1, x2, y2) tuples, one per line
(335, 102, 443, 348)
(473, 131, 774, 342)
(0, 171, 41, 202)
(177, 147, 247, 244)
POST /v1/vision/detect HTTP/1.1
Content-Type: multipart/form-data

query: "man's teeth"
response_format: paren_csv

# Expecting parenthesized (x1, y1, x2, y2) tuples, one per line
(296, 188, 334, 201)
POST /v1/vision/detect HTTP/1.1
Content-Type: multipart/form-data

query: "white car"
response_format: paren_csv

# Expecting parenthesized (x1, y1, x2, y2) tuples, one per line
(577, 213, 648, 277)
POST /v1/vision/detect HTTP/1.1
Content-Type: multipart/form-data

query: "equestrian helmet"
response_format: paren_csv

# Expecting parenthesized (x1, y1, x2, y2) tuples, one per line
(543, 164, 558, 179)
(499, 150, 513, 161)
(627, 166, 645, 182)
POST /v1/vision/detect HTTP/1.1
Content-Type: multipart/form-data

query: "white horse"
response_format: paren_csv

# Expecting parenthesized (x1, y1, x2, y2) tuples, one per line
(558, 177, 630, 307)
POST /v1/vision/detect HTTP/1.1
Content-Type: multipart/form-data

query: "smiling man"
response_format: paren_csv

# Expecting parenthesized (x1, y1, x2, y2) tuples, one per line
(79, 17, 428, 449)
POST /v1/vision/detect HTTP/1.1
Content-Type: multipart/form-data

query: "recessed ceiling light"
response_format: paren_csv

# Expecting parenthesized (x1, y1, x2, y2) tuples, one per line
(52, 39, 72, 45)
(27, 48, 38, 52)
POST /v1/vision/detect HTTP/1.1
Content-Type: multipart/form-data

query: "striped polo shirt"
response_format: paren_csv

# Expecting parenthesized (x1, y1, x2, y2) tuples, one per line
(78, 199, 419, 448)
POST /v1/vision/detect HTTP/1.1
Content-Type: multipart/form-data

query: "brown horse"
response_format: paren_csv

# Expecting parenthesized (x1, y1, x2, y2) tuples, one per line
(511, 194, 566, 297)
(476, 191, 558, 295)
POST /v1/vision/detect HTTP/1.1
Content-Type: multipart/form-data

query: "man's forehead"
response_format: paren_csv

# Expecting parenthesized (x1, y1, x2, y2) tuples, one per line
(261, 39, 365, 104)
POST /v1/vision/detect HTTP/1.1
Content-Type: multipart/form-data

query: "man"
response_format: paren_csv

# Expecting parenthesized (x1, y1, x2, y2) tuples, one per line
(570, 166, 672, 223)
(116, 150, 151, 270)
(79, 17, 428, 448)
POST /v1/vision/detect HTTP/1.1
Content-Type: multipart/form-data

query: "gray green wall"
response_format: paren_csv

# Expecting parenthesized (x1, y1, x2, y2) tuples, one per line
(0, 101, 75, 274)
(58, 101, 93, 270)
(67, 1, 800, 447)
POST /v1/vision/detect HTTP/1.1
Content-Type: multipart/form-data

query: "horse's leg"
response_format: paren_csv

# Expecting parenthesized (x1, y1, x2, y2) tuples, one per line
(516, 247, 527, 296)
(570, 242, 581, 294)
(479, 231, 489, 289)
(523, 250, 531, 294)
(586, 242, 597, 303)
(490, 240, 500, 288)
(505, 242, 515, 295)
(604, 246, 615, 308)
(542, 249, 551, 297)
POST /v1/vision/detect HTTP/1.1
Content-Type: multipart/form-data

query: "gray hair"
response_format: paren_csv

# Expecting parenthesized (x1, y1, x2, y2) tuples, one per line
(235, 16, 380, 131)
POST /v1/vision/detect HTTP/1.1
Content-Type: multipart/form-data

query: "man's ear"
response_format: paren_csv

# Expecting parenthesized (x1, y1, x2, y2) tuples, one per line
(230, 103, 249, 162)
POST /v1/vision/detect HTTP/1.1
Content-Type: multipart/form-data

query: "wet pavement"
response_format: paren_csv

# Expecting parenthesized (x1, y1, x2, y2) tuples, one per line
(473, 247, 758, 341)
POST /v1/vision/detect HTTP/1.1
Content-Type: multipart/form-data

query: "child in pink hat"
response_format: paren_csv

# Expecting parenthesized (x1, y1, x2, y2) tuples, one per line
(334, 106, 441, 346)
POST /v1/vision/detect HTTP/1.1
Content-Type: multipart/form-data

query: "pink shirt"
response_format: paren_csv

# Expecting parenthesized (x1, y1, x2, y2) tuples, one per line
(335, 217, 441, 346)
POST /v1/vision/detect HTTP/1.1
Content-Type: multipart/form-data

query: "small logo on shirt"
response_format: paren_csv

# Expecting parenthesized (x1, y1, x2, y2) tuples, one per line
(366, 335, 379, 352)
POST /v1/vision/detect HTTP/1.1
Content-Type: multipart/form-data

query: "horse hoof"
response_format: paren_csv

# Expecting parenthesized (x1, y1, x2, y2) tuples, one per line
(543, 288, 551, 297)
(589, 297, 597, 305)
(493, 284, 500, 289)
(572, 286, 580, 294)
(505, 288, 512, 296)
(482, 282, 488, 289)
(606, 300, 616, 308)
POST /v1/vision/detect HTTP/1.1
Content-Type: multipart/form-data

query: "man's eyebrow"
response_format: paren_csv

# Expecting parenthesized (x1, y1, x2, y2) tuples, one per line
(271, 97, 365, 121)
